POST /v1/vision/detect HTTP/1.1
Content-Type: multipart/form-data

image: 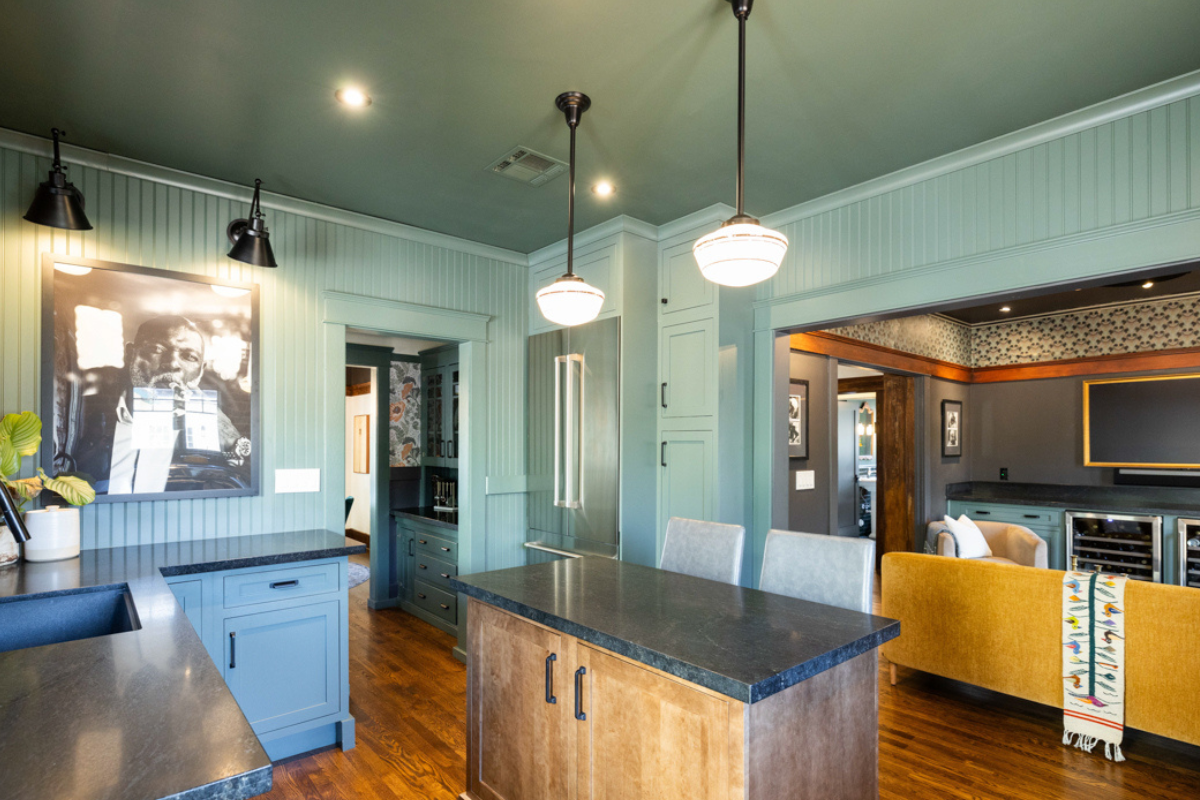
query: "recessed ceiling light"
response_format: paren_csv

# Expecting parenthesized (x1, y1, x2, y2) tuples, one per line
(335, 87, 371, 108)
(999, 306, 1011, 313)
(1142, 280, 1154, 289)
(592, 181, 615, 197)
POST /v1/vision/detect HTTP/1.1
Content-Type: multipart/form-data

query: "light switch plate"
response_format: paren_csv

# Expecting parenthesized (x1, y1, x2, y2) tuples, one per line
(795, 470, 815, 491)
(276, 468, 321, 494)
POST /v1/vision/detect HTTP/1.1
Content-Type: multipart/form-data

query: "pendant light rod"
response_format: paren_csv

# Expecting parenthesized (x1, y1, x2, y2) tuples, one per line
(731, 0, 752, 219)
(250, 178, 263, 219)
(556, 92, 590, 277)
(51, 127, 64, 170)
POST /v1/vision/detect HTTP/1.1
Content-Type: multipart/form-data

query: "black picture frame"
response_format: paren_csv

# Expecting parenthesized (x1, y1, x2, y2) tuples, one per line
(41, 253, 261, 503)
(941, 399, 963, 458)
(788, 379, 809, 459)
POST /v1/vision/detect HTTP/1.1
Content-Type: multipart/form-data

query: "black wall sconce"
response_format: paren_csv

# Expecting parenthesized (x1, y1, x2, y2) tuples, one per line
(24, 128, 92, 230)
(227, 179, 278, 267)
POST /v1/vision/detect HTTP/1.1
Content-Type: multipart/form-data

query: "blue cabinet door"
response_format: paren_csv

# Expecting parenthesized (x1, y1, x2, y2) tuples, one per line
(222, 601, 340, 734)
(166, 578, 204, 633)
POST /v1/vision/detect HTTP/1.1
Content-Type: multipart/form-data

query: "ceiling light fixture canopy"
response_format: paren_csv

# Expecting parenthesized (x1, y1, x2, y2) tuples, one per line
(227, 179, 278, 267)
(536, 92, 605, 327)
(693, 0, 787, 288)
(24, 128, 92, 230)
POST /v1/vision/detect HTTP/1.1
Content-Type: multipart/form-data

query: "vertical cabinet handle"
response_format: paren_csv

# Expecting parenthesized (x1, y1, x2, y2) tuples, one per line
(409, 538, 415, 556)
(545, 653, 558, 704)
(661, 441, 667, 467)
(229, 632, 236, 669)
(574, 666, 587, 721)
(661, 382, 668, 409)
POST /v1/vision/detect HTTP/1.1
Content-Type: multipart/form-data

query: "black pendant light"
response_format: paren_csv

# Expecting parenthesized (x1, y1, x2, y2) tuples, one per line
(535, 92, 605, 327)
(227, 179, 278, 267)
(24, 128, 92, 230)
(692, 0, 787, 287)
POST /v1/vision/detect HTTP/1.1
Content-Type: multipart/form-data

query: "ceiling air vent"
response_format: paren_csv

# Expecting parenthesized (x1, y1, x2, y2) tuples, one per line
(486, 146, 567, 186)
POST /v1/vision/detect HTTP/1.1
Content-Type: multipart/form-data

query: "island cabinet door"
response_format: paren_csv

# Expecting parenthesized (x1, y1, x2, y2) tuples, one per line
(468, 601, 569, 800)
(573, 643, 741, 800)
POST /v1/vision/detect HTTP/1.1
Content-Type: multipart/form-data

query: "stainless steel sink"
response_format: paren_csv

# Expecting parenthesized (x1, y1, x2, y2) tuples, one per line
(0, 585, 141, 653)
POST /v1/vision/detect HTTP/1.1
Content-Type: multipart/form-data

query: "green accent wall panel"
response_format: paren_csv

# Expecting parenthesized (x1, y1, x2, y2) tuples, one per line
(0, 143, 529, 567)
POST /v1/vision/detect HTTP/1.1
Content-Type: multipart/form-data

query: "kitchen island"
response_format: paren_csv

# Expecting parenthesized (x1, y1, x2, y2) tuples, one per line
(451, 557, 900, 800)
(0, 530, 364, 800)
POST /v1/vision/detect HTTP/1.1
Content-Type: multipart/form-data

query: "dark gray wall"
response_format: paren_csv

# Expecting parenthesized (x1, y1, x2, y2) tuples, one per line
(788, 351, 836, 534)
(926, 377, 972, 518)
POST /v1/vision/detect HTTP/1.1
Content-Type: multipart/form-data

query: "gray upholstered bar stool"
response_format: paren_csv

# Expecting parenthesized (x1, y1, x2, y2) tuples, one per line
(758, 529, 875, 613)
(658, 517, 746, 585)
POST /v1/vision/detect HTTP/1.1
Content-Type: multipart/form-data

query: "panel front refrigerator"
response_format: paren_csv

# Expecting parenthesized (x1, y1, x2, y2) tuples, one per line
(527, 317, 619, 558)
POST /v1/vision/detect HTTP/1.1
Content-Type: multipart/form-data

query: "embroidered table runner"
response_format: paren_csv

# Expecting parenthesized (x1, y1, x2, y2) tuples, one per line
(1062, 570, 1127, 761)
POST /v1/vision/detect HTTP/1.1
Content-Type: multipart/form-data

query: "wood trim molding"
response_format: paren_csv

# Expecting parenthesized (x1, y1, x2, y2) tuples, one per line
(837, 376, 884, 394)
(346, 382, 372, 397)
(793, 332, 1200, 385)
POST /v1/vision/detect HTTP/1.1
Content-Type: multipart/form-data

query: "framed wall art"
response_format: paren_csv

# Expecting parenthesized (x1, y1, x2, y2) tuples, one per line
(788, 379, 809, 458)
(41, 254, 260, 502)
(941, 399, 963, 458)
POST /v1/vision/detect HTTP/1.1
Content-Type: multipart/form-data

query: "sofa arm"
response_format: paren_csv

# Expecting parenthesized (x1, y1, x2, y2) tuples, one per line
(1001, 525, 1048, 568)
(937, 531, 957, 557)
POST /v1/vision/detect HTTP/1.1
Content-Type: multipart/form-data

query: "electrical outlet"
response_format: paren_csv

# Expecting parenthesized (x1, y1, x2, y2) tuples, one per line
(999, 468, 1008, 481)
(276, 468, 321, 494)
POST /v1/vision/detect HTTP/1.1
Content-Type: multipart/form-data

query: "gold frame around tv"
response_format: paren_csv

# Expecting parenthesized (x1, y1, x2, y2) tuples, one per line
(1083, 373, 1200, 468)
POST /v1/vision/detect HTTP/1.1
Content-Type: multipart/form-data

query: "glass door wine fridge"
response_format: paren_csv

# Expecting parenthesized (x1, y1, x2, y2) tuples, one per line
(1178, 518, 1200, 589)
(1066, 511, 1162, 582)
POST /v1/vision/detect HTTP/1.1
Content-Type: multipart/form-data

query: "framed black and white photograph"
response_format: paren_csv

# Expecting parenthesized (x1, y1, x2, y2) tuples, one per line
(941, 399, 963, 458)
(788, 379, 809, 458)
(42, 254, 260, 502)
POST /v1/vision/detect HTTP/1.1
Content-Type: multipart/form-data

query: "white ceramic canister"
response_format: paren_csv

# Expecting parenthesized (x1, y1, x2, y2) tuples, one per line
(23, 505, 81, 562)
(0, 524, 18, 567)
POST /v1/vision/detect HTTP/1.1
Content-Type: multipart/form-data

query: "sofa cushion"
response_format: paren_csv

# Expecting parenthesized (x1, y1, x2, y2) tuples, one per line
(942, 514, 993, 559)
(978, 556, 1017, 565)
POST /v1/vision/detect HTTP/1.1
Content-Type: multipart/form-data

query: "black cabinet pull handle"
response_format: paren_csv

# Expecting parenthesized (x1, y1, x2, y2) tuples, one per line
(409, 538, 415, 556)
(574, 666, 587, 720)
(975, 510, 991, 515)
(270, 579, 299, 589)
(229, 632, 236, 669)
(418, 539, 427, 545)
(661, 441, 667, 467)
(440, 572, 450, 579)
(661, 297, 668, 304)
(418, 563, 427, 570)
(439, 603, 450, 610)
(545, 653, 558, 704)
(661, 382, 668, 409)
(1024, 514, 1039, 519)
(441, 546, 451, 552)
(418, 592, 427, 599)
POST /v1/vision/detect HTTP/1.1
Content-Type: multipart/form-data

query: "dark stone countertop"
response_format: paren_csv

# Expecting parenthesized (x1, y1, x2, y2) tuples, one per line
(946, 481, 1200, 516)
(0, 529, 365, 800)
(451, 557, 899, 704)
(392, 506, 458, 530)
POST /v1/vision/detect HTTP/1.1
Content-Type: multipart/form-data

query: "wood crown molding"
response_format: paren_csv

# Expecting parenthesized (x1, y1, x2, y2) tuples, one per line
(791, 331, 1200, 384)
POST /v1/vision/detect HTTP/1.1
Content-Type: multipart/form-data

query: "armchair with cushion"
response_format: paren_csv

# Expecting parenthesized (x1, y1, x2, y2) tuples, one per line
(925, 519, 1048, 568)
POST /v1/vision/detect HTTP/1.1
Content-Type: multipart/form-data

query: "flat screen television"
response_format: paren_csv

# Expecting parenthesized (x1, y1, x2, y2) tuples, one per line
(1084, 374, 1200, 468)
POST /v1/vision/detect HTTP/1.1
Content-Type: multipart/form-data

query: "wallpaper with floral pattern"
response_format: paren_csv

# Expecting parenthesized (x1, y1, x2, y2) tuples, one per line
(389, 361, 421, 466)
(827, 294, 1200, 369)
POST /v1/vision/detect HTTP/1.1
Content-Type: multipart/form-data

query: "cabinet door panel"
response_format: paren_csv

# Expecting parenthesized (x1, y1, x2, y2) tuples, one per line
(658, 431, 714, 549)
(660, 242, 714, 316)
(575, 644, 733, 800)
(660, 320, 715, 419)
(223, 601, 340, 733)
(469, 601, 568, 800)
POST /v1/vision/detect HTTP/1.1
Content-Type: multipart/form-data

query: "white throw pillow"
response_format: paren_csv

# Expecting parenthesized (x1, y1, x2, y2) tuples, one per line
(942, 514, 992, 559)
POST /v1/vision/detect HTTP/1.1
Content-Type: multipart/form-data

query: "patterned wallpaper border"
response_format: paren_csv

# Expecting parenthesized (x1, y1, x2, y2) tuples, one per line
(826, 294, 1200, 369)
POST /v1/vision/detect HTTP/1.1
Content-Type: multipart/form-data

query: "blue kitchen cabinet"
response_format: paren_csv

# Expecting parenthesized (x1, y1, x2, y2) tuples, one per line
(164, 558, 352, 761)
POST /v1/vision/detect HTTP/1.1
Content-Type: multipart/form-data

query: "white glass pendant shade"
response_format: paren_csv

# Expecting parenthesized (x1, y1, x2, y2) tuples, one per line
(693, 221, 788, 287)
(536, 273, 605, 327)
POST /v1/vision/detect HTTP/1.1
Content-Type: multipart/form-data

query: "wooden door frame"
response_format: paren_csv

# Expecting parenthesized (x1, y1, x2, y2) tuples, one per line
(876, 374, 916, 574)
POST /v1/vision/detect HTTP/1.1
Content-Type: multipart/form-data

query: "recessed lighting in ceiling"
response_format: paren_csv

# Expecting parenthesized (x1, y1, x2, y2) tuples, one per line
(1142, 280, 1154, 289)
(335, 87, 372, 108)
(592, 181, 615, 197)
(999, 306, 1011, 313)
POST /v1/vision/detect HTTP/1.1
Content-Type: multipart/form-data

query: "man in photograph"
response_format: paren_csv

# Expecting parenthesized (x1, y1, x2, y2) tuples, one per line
(65, 314, 250, 494)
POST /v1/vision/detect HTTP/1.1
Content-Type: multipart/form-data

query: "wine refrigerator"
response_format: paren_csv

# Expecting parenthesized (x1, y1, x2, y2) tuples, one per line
(1066, 511, 1162, 583)
(1178, 518, 1200, 589)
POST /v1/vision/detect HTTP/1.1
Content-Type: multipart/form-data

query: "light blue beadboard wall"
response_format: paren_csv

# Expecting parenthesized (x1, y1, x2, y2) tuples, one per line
(757, 82, 1200, 319)
(0, 141, 529, 563)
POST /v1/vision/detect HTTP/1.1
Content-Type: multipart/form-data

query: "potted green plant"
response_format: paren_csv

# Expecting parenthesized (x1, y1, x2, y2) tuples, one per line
(0, 411, 95, 566)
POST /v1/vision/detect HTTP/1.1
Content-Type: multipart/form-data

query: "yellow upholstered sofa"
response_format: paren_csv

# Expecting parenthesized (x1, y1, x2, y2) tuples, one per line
(881, 552, 1200, 748)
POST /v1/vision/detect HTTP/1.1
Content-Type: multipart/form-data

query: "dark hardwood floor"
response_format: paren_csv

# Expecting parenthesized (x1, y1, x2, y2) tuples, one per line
(262, 554, 1200, 799)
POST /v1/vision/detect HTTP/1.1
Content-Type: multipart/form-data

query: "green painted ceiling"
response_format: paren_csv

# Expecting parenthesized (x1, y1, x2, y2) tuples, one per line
(2, 1, 1200, 253)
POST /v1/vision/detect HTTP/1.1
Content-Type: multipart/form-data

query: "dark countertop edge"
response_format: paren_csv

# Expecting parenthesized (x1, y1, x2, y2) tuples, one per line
(392, 507, 458, 529)
(946, 482, 1200, 515)
(163, 766, 273, 800)
(159, 543, 366, 577)
(452, 581, 901, 704)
